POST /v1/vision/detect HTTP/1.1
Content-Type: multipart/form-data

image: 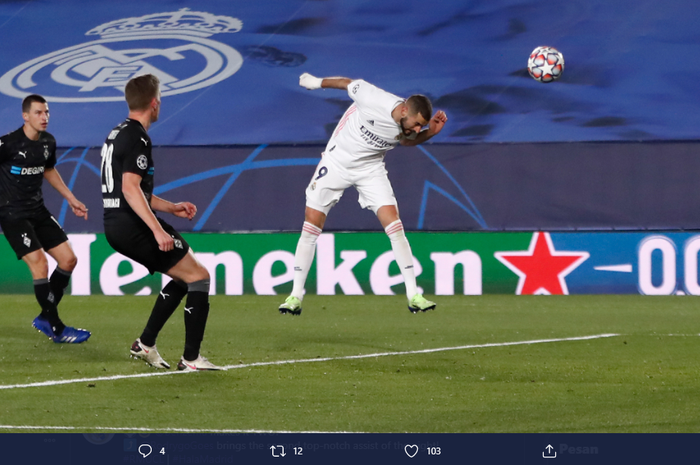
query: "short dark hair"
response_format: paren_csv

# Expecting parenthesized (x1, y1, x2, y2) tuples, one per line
(22, 94, 47, 113)
(406, 94, 432, 122)
(125, 74, 160, 111)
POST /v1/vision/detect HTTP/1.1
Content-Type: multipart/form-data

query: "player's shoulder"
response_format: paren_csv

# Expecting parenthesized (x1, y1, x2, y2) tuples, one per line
(1, 128, 25, 154)
(119, 119, 146, 136)
(349, 79, 402, 104)
(109, 119, 150, 144)
(38, 131, 56, 145)
(349, 79, 392, 93)
(1, 126, 24, 144)
(348, 78, 371, 94)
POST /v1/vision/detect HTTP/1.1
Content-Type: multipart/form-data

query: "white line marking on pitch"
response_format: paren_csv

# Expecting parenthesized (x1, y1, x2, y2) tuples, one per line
(0, 425, 349, 434)
(0, 333, 619, 391)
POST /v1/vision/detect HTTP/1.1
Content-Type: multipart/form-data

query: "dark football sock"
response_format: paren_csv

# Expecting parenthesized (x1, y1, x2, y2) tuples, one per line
(49, 267, 72, 306)
(34, 278, 65, 335)
(140, 280, 188, 347)
(183, 279, 211, 361)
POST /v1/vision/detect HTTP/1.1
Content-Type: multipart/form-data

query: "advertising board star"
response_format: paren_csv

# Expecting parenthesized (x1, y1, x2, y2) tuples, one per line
(494, 232, 589, 295)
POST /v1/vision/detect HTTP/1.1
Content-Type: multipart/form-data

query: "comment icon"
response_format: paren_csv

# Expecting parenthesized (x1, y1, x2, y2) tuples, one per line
(138, 444, 152, 458)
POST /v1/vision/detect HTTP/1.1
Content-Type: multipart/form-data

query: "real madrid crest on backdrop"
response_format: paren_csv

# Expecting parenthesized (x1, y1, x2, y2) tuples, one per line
(0, 9, 243, 102)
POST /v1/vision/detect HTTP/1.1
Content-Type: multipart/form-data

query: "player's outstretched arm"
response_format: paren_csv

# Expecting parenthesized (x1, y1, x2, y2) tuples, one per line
(400, 110, 448, 146)
(43, 167, 88, 220)
(299, 73, 352, 90)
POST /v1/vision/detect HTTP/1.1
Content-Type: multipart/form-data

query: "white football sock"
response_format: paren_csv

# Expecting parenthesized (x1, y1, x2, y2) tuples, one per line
(291, 222, 322, 300)
(385, 220, 418, 299)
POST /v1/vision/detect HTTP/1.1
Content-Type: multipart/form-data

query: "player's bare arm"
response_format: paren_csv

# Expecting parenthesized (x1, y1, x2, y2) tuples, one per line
(299, 73, 352, 90)
(151, 195, 197, 221)
(400, 110, 448, 146)
(122, 172, 173, 251)
(43, 167, 88, 220)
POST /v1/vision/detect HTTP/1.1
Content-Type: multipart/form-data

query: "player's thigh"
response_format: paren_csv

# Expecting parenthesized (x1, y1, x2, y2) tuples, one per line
(376, 205, 400, 229)
(45, 241, 77, 271)
(21, 249, 49, 279)
(304, 206, 327, 229)
(305, 159, 351, 215)
(33, 212, 69, 253)
(165, 249, 209, 284)
(354, 171, 398, 214)
(105, 217, 189, 275)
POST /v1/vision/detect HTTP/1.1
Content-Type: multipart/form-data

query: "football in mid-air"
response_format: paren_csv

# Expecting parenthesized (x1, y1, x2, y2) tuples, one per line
(527, 46, 564, 83)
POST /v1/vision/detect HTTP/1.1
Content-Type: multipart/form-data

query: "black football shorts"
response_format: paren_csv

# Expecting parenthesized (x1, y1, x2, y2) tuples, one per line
(0, 207, 68, 259)
(105, 214, 190, 275)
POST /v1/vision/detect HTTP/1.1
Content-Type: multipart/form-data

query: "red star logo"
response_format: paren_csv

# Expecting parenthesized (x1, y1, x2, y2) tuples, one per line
(494, 232, 589, 295)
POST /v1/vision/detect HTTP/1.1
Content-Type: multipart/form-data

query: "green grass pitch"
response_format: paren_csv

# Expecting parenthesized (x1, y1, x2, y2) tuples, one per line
(0, 294, 698, 433)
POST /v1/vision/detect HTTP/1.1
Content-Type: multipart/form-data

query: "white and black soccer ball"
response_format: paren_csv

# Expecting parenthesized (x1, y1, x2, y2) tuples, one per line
(527, 46, 564, 83)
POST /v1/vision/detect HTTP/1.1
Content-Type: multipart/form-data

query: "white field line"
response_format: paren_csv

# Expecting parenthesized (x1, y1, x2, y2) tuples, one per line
(0, 333, 619, 391)
(0, 425, 345, 434)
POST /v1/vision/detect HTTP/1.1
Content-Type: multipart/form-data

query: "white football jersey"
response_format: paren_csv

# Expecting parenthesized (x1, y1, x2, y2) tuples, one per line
(323, 79, 412, 170)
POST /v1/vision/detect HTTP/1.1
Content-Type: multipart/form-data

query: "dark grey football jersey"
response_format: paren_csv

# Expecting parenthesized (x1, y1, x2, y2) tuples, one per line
(0, 126, 56, 220)
(100, 118, 154, 226)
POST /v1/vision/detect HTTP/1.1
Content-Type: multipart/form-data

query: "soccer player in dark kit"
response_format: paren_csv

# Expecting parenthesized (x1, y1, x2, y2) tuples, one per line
(0, 94, 91, 343)
(101, 74, 220, 371)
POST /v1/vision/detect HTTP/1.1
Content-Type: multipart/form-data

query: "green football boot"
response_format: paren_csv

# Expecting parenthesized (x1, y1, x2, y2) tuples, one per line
(408, 294, 436, 313)
(279, 295, 302, 315)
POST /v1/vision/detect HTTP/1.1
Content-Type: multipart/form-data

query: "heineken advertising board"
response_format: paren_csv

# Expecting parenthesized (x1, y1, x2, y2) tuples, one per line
(1, 232, 698, 296)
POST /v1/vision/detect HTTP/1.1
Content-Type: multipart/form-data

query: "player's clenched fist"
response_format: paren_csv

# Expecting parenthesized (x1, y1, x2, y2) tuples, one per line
(299, 73, 323, 90)
(428, 110, 447, 136)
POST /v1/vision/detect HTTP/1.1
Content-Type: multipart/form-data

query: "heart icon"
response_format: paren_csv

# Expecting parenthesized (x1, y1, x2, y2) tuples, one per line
(404, 444, 419, 458)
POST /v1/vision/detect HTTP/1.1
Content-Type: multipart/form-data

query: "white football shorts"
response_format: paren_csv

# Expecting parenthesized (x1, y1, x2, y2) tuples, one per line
(305, 157, 398, 215)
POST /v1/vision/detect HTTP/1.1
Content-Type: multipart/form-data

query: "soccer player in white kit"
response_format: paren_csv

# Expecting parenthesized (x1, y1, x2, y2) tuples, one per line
(279, 73, 448, 315)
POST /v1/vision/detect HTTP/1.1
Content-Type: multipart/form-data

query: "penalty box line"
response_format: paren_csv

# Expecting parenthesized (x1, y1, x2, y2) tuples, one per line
(0, 333, 619, 391)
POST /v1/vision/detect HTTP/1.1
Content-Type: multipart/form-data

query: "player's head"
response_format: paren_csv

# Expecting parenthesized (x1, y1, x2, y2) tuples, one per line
(125, 74, 161, 122)
(400, 95, 432, 136)
(22, 94, 49, 134)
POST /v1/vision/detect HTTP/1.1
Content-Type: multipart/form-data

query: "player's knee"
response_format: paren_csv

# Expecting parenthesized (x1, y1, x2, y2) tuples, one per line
(376, 204, 400, 227)
(60, 253, 78, 272)
(195, 264, 210, 281)
(304, 207, 327, 229)
(24, 252, 49, 278)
